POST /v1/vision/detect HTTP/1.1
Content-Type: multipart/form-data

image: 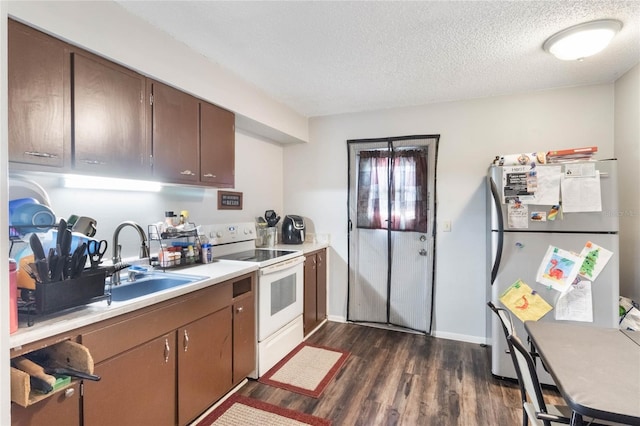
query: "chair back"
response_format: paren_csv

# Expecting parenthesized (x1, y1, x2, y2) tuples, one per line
(487, 301, 516, 339)
(487, 302, 528, 403)
(507, 334, 550, 416)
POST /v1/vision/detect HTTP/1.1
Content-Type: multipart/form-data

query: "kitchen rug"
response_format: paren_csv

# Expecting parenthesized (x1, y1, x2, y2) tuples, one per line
(259, 342, 349, 398)
(196, 394, 331, 426)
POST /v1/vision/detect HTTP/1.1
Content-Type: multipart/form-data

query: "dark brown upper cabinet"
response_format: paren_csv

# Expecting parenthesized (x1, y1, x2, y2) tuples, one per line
(72, 51, 149, 178)
(9, 19, 235, 188)
(200, 101, 235, 188)
(149, 80, 200, 184)
(8, 20, 70, 169)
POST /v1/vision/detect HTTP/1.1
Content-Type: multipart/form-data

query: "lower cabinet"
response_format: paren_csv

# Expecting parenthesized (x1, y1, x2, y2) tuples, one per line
(233, 291, 256, 384)
(10, 272, 256, 426)
(11, 382, 80, 426)
(177, 308, 232, 425)
(303, 249, 328, 336)
(83, 333, 177, 426)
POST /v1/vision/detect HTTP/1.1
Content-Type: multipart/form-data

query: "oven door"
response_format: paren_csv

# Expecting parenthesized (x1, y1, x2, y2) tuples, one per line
(258, 256, 304, 341)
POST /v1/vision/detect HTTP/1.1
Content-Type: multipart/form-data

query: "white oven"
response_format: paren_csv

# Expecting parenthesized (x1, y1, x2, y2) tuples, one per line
(205, 223, 305, 378)
(258, 256, 304, 341)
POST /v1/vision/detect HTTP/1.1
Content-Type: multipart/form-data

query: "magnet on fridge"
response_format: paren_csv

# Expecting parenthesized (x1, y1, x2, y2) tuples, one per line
(515, 242, 524, 249)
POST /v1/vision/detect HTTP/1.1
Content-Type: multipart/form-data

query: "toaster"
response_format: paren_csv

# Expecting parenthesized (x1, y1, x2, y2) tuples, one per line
(281, 215, 305, 244)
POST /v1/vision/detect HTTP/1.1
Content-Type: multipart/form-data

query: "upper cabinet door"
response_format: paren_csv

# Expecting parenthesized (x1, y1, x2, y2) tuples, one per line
(73, 51, 149, 177)
(150, 81, 199, 183)
(8, 20, 69, 168)
(200, 102, 235, 188)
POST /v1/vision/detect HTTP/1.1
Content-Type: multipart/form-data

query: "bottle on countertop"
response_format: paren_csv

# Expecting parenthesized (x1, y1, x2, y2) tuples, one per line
(201, 243, 212, 264)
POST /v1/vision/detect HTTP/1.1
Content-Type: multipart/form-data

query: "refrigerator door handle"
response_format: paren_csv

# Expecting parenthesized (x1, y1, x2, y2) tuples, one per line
(489, 176, 504, 285)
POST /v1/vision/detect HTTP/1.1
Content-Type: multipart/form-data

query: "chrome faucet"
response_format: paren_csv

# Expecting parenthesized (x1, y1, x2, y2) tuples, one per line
(111, 221, 150, 285)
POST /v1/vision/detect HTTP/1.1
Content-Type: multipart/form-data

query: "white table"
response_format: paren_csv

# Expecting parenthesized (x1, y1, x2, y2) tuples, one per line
(525, 321, 640, 426)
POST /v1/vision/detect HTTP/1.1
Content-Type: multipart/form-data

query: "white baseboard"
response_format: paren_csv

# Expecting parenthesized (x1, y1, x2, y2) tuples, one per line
(326, 316, 486, 345)
(431, 331, 487, 345)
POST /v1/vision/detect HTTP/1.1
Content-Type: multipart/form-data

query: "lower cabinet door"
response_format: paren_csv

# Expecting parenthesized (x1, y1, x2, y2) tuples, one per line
(233, 293, 256, 383)
(178, 307, 232, 425)
(83, 332, 177, 426)
(11, 382, 81, 426)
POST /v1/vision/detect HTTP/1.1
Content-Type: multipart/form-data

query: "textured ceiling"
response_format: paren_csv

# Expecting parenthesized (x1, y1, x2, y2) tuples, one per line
(115, 1, 640, 117)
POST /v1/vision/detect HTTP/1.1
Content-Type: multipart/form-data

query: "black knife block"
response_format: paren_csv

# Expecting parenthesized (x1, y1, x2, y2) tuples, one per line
(33, 269, 106, 315)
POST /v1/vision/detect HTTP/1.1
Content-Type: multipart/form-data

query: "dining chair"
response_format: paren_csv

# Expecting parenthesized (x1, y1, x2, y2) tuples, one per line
(487, 301, 530, 426)
(507, 333, 574, 425)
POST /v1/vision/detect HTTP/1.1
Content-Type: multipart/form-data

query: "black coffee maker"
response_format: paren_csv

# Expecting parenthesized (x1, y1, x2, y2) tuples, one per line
(281, 215, 305, 244)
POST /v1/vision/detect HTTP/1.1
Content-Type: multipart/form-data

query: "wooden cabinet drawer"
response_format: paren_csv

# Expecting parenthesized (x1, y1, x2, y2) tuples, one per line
(11, 381, 80, 426)
(82, 282, 232, 363)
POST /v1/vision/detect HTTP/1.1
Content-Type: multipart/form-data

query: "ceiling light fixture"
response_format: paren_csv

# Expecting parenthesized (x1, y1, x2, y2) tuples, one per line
(543, 19, 622, 61)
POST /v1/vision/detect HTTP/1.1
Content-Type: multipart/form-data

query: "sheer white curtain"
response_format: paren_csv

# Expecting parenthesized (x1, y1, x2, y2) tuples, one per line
(357, 149, 427, 233)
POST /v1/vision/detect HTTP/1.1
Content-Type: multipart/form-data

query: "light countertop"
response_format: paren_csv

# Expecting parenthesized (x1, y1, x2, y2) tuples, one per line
(9, 260, 258, 350)
(272, 241, 329, 253)
(10, 242, 331, 350)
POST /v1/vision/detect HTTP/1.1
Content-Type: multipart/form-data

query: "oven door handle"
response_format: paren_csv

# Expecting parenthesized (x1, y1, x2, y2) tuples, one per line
(260, 255, 305, 275)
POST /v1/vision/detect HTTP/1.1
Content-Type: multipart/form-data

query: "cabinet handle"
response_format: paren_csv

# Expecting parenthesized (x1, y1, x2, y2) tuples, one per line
(203, 173, 217, 178)
(64, 388, 75, 398)
(81, 159, 107, 165)
(164, 338, 170, 363)
(236, 306, 243, 314)
(180, 169, 196, 176)
(24, 151, 58, 159)
(183, 329, 189, 352)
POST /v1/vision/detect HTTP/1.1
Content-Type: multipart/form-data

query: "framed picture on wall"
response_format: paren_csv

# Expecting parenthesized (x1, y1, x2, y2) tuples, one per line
(218, 191, 243, 210)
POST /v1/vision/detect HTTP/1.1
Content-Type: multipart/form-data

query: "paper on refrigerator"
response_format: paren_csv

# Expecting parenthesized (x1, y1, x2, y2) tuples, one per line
(501, 165, 561, 205)
(536, 245, 582, 292)
(561, 168, 602, 212)
(578, 241, 613, 281)
(499, 279, 553, 322)
(555, 280, 593, 322)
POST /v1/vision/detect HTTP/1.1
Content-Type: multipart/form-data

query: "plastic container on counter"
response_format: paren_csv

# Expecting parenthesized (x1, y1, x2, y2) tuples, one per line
(9, 259, 18, 334)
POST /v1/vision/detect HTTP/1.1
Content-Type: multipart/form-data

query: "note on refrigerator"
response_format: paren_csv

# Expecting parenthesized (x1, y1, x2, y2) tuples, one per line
(561, 170, 602, 212)
(555, 280, 593, 322)
(507, 202, 528, 229)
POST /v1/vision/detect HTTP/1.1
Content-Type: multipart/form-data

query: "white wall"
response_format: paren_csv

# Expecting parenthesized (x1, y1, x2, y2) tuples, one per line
(284, 84, 616, 343)
(1, 2, 11, 424)
(615, 63, 640, 301)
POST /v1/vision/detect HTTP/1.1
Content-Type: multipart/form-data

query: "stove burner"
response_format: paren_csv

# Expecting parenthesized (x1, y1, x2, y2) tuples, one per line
(215, 249, 297, 263)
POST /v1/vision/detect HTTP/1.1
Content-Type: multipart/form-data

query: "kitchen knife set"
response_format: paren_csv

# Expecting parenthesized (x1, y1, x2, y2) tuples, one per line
(28, 219, 88, 284)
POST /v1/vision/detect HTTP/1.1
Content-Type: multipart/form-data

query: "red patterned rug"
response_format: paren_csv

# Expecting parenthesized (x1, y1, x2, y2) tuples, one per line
(196, 394, 331, 426)
(259, 342, 350, 398)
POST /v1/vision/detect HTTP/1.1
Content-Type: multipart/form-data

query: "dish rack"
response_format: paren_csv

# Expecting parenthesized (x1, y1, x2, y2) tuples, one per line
(18, 267, 112, 327)
(147, 223, 202, 270)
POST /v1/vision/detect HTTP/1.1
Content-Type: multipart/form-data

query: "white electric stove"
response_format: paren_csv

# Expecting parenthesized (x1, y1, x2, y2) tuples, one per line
(202, 223, 304, 378)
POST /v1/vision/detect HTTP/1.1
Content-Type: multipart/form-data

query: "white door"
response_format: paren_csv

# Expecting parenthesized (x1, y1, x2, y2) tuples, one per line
(347, 136, 438, 333)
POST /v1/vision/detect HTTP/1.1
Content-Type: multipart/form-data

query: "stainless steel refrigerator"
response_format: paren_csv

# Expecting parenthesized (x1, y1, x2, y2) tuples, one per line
(487, 159, 619, 385)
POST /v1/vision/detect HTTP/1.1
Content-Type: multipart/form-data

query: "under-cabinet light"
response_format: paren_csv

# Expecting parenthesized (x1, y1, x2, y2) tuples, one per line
(63, 175, 162, 192)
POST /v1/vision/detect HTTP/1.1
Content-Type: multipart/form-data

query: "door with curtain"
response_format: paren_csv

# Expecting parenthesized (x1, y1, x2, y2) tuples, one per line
(347, 135, 438, 333)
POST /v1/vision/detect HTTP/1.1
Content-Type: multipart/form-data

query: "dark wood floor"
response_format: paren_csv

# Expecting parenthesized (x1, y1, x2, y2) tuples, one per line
(238, 321, 563, 425)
